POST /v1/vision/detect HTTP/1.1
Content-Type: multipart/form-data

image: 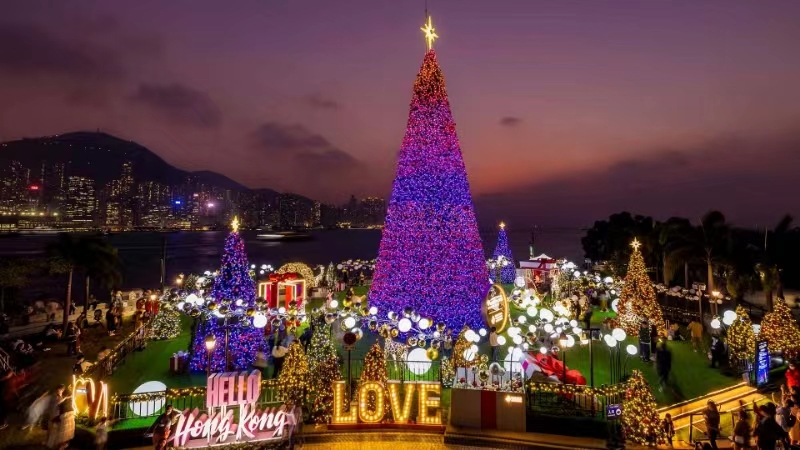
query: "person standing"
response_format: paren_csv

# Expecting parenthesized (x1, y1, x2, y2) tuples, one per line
(710, 336, 725, 369)
(106, 309, 116, 337)
(152, 404, 179, 450)
(754, 403, 788, 450)
(489, 327, 499, 362)
(703, 400, 721, 450)
(786, 362, 800, 391)
(64, 322, 78, 356)
(662, 413, 675, 448)
(639, 320, 652, 362)
(733, 409, 752, 450)
(47, 395, 75, 450)
(688, 319, 704, 352)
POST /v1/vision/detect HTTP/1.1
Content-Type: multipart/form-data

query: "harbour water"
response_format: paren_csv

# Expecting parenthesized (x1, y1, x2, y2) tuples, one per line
(0, 228, 585, 299)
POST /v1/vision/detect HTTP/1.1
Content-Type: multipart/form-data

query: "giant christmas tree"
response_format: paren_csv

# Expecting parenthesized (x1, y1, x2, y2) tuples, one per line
(491, 222, 516, 284)
(618, 239, 665, 336)
(369, 17, 488, 332)
(189, 218, 262, 372)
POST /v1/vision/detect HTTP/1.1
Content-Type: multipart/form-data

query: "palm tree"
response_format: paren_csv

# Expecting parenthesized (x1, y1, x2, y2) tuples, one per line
(762, 215, 793, 305)
(653, 217, 692, 285)
(48, 234, 82, 332)
(48, 234, 122, 331)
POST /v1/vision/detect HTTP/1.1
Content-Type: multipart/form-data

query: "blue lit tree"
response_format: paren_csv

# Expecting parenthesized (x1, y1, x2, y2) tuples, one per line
(492, 222, 516, 284)
(189, 218, 262, 372)
(369, 31, 489, 332)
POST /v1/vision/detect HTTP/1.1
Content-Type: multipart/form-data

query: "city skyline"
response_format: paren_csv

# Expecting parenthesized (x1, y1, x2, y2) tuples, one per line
(1, 1, 799, 227)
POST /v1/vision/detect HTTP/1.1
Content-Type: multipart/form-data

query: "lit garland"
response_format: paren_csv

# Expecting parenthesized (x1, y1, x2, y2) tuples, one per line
(148, 303, 181, 340)
(368, 48, 489, 333)
(727, 306, 756, 362)
(527, 381, 626, 397)
(491, 223, 516, 284)
(760, 299, 800, 359)
(618, 239, 665, 336)
(359, 343, 390, 416)
(111, 380, 280, 404)
(278, 342, 311, 407)
(336, 259, 376, 272)
(621, 370, 665, 445)
(276, 262, 317, 288)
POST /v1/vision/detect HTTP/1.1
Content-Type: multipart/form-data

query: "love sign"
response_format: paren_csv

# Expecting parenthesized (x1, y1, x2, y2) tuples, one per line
(332, 380, 441, 425)
(71, 375, 109, 420)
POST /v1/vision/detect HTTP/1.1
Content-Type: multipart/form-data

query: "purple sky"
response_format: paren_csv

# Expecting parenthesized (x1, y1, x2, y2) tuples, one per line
(1, 0, 799, 227)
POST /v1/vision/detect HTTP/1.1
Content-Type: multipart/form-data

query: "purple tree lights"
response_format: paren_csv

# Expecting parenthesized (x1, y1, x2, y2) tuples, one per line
(210, 217, 256, 303)
(369, 48, 489, 332)
(189, 217, 262, 372)
(492, 222, 516, 284)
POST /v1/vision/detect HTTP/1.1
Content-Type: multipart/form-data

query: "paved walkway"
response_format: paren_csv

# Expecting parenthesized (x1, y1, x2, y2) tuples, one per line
(3, 303, 137, 339)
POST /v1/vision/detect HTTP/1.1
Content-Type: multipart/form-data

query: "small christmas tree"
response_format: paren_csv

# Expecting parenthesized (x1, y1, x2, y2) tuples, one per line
(311, 355, 341, 424)
(761, 299, 800, 359)
(148, 303, 181, 340)
(728, 306, 756, 362)
(359, 343, 389, 416)
(325, 262, 337, 289)
(307, 323, 337, 373)
(278, 342, 311, 406)
(618, 239, 665, 336)
(491, 222, 516, 284)
(452, 326, 476, 369)
(622, 370, 665, 445)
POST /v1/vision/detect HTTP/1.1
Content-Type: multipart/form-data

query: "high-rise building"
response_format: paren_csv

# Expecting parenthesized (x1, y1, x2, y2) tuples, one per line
(137, 181, 171, 228)
(360, 197, 386, 226)
(65, 176, 96, 222)
(312, 201, 321, 227)
(103, 179, 122, 228)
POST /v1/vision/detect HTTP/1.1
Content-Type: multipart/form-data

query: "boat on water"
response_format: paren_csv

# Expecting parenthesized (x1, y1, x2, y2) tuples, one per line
(256, 231, 313, 242)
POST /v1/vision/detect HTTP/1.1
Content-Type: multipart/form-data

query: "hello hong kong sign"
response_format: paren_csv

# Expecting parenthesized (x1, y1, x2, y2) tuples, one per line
(170, 371, 299, 448)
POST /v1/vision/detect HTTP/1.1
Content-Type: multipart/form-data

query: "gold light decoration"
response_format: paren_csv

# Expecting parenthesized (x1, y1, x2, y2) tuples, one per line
(276, 262, 318, 287)
(420, 15, 438, 50)
(72, 375, 109, 420)
(358, 343, 390, 416)
(617, 238, 666, 335)
(727, 305, 756, 362)
(332, 381, 357, 424)
(231, 216, 240, 233)
(387, 381, 415, 424)
(277, 342, 311, 406)
(760, 299, 800, 359)
(417, 382, 442, 425)
(358, 382, 385, 423)
(621, 370, 665, 445)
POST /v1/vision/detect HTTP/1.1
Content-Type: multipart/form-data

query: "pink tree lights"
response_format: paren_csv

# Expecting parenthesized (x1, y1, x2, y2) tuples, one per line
(369, 47, 488, 332)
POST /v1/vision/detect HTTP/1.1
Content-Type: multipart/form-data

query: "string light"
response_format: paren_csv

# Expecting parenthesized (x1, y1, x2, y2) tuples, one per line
(276, 262, 318, 288)
(727, 306, 756, 362)
(359, 343, 390, 416)
(491, 222, 516, 284)
(417, 383, 442, 425)
(310, 355, 340, 424)
(387, 381, 415, 424)
(358, 382, 385, 423)
(277, 342, 312, 406)
(760, 299, 800, 359)
(621, 370, 665, 445)
(148, 304, 181, 340)
(368, 48, 488, 333)
(617, 239, 666, 335)
(331, 381, 357, 424)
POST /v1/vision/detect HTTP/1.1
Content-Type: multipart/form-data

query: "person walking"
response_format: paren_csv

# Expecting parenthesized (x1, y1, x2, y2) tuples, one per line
(656, 341, 672, 392)
(105, 308, 117, 337)
(639, 320, 652, 362)
(703, 400, 721, 450)
(733, 409, 752, 450)
(489, 327, 499, 362)
(710, 336, 725, 369)
(688, 319, 704, 352)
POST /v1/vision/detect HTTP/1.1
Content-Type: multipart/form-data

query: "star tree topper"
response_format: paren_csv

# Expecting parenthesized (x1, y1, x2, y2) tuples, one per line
(231, 216, 240, 233)
(421, 15, 438, 50)
(631, 238, 641, 250)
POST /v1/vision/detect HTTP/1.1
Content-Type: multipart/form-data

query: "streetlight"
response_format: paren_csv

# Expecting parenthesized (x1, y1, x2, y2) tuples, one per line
(204, 334, 217, 375)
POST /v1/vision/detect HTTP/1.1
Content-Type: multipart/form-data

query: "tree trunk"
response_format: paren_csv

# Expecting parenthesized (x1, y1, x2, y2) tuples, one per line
(765, 287, 774, 311)
(706, 260, 714, 293)
(0, 288, 4, 313)
(662, 251, 669, 285)
(684, 262, 689, 289)
(62, 268, 73, 332)
(85, 275, 90, 311)
(777, 274, 785, 301)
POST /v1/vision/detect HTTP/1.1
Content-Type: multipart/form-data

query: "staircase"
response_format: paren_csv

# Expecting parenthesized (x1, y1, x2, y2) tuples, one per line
(658, 383, 767, 448)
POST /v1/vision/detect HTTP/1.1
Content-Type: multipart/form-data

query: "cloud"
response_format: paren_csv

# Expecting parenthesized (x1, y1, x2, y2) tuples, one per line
(249, 122, 368, 200)
(305, 93, 341, 110)
(475, 130, 800, 227)
(499, 116, 522, 127)
(0, 23, 124, 82)
(130, 83, 222, 128)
